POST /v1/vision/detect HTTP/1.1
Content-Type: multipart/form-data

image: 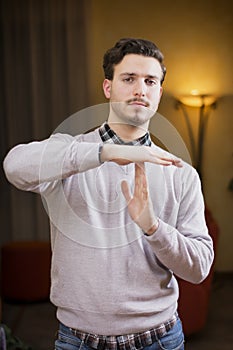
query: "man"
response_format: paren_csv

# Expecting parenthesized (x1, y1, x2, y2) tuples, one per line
(3, 38, 214, 350)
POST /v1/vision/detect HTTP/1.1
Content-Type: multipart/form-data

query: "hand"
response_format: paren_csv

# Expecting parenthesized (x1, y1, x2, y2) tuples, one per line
(100, 143, 183, 167)
(121, 163, 159, 235)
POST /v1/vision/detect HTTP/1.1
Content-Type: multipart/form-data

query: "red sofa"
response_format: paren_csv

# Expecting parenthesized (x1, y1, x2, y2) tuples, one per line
(177, 208, 219, 336)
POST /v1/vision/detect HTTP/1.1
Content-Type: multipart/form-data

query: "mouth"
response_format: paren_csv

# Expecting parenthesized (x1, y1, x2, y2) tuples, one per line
(127, 98, 149, 107)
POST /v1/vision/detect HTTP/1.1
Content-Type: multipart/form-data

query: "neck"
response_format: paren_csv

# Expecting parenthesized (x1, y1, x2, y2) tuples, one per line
(108, 121, 148, 141)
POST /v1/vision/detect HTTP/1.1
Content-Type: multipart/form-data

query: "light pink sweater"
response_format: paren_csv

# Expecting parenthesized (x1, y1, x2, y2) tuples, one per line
(3, 128, 214, 335)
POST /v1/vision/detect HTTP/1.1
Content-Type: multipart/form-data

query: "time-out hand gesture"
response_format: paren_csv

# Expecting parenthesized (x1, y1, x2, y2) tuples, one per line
(121, 162, 159, 235)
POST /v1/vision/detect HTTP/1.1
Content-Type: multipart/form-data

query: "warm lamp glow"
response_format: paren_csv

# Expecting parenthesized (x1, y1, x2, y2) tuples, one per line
(190, 89, 200, 95)
(178, 91, 217, 107)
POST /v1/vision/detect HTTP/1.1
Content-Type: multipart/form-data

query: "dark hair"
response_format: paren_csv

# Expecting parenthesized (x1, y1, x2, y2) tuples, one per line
(103, 38, 166, 84)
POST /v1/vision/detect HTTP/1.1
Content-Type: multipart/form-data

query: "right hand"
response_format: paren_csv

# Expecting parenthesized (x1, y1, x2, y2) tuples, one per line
(121, 162, 159, 235)
(100, 143, 183, 167)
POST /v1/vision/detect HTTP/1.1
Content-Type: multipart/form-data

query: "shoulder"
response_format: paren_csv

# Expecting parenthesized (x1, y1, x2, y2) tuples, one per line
(73, 127, 101, 143)
(50, 126, 101, 144)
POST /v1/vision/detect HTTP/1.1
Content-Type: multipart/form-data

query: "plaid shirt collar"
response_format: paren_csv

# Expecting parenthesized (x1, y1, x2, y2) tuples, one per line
(99, 122, 152, 147)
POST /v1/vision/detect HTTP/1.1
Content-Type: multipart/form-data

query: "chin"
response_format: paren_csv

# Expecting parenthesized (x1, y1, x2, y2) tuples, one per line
(127, 112, 154, 127)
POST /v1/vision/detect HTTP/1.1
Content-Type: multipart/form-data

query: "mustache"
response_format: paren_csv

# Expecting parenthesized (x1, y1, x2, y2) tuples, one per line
(126, 98, 150, 107)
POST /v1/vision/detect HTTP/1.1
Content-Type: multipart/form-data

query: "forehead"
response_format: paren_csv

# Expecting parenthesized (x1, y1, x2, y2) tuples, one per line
(114, 54, 162, 78)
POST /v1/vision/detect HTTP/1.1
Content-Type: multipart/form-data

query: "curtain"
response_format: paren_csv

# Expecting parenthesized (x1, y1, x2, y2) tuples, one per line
(0, 0, 89, 244)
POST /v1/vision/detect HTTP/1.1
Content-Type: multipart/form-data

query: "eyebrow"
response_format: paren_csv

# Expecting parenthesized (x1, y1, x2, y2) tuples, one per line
(120, 72, 160, 79)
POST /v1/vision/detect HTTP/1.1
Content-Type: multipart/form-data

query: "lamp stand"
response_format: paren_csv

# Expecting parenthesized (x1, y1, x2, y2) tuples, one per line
(175, 98, 217, 180)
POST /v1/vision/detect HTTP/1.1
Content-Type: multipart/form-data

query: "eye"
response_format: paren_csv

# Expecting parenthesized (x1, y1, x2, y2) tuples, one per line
(145, 78, 158, 86)
(123, 77, 134, 83)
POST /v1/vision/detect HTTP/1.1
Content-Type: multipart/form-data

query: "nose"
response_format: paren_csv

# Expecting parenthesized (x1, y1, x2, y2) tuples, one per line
(133, 79, 146, 97)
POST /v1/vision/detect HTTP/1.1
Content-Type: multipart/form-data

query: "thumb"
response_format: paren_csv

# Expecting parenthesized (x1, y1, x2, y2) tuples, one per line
(121, 180, 132, 202)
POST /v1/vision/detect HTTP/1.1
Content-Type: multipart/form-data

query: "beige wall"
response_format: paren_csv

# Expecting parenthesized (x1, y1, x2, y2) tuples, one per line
(84, 0, 233, 271)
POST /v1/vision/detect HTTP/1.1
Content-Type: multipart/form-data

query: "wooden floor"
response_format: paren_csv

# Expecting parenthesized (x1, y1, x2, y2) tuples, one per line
(2, 272, 233, 350)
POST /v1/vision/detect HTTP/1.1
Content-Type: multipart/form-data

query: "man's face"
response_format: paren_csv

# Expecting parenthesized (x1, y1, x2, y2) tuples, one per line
(103, 54, 163, 129)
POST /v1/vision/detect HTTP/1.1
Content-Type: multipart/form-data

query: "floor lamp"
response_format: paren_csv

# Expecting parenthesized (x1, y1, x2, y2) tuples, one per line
(175, 93, 217, 180)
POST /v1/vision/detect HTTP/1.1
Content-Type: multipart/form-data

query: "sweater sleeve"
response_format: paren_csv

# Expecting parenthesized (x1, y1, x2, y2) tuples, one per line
(145, 167, 214, 284)
(3, 133, 102, 194)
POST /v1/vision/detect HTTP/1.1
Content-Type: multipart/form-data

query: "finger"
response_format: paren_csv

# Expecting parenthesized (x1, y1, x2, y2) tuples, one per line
(155, 158, 173, 166)
(121, 180, 132, 202)
(134, 163, 145, 195)
(135, 163, 148, 199)
(172, 158, 183, 167)
(157, 157, 183, 167)
(135, 162, 145, 175)
(135, 163, 144, 185)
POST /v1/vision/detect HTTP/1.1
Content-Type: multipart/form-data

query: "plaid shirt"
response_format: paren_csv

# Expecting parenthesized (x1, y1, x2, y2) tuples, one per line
(99, 122, 152, 147)
(65, 313, 178, 350)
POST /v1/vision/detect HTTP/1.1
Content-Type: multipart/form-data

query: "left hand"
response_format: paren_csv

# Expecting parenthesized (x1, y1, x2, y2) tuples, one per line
(121, 162, 159, 235)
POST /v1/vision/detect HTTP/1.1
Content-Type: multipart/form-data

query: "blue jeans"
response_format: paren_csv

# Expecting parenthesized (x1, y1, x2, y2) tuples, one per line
(55, 319, 185, 350)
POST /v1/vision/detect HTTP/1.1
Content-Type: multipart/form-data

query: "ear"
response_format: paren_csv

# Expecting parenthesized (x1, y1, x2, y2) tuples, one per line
(159, 86, 163, 99)
(158, 86, 163, 103)
(103, 79, 112, 99)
